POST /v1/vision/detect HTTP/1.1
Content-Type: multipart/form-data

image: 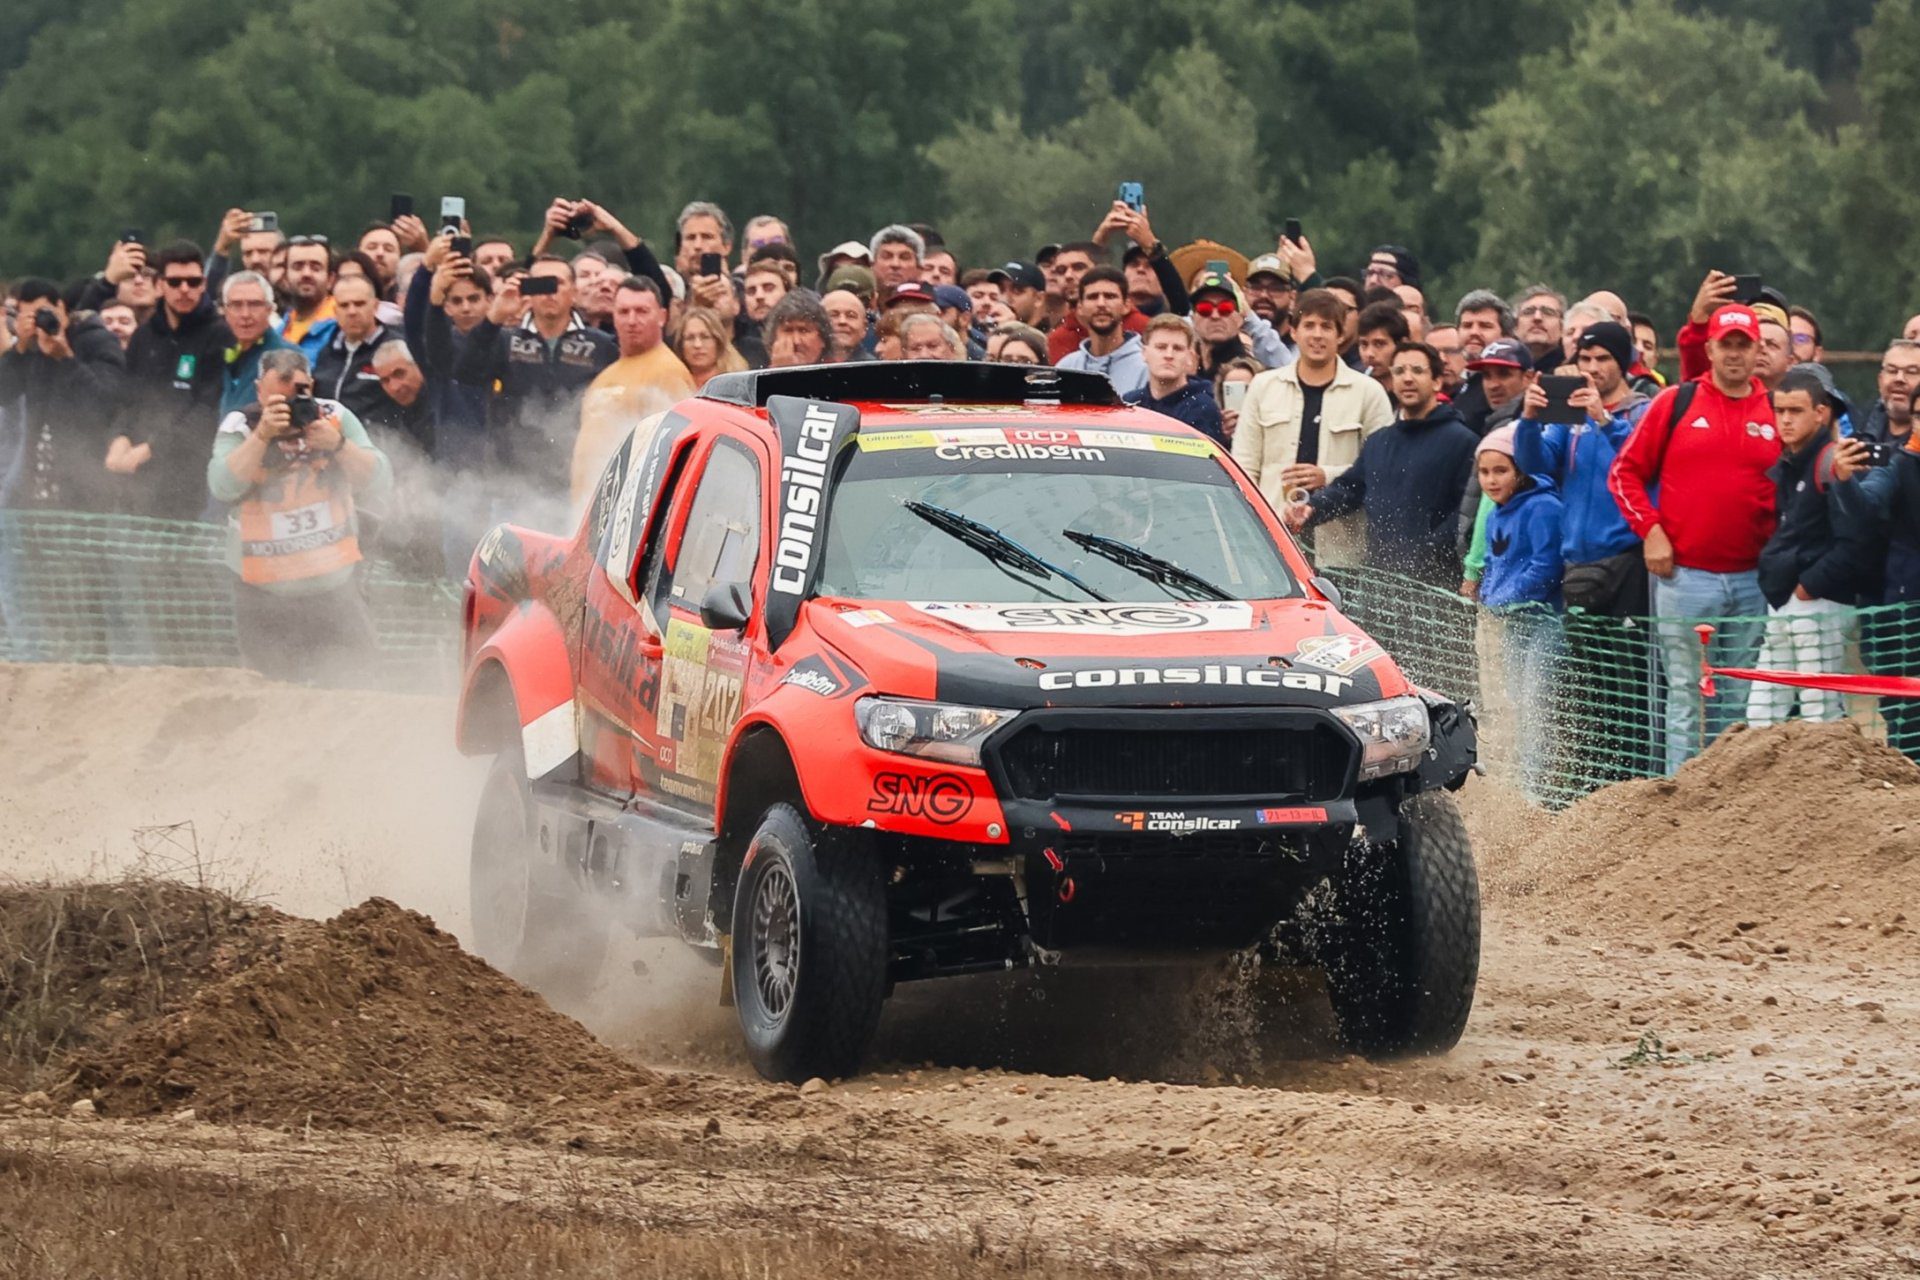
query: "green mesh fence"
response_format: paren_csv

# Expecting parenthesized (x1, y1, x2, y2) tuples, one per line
(1324, 564, 1920, 807)
(0, 510, 461, 690)
(3, 511, 1915, 799)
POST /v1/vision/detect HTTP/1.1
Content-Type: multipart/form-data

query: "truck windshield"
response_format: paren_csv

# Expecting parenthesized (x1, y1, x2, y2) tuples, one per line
(812, 424, 1299, 603)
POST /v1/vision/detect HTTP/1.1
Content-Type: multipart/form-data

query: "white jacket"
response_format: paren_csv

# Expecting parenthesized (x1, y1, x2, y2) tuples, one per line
(1231, 359, 1393, 566)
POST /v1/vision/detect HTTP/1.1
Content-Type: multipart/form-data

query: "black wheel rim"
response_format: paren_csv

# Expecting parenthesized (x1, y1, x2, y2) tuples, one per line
(752, 860, 800, 1019)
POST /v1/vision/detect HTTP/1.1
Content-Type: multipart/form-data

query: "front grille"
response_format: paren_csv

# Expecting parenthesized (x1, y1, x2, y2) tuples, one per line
(991, 715, 1353, 802)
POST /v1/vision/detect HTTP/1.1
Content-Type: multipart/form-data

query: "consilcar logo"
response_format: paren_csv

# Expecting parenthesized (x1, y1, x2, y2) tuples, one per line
(1115, 810, 1243, 833)
(774, 403, 840, 595)
(1040, 665, 1354, 695)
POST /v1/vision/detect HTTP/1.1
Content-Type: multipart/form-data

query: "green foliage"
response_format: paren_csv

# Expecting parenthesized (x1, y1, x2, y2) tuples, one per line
(0, 0, 1911, 349)
(1437, 0, 1841, 337)
(927, 46, 1274, 265)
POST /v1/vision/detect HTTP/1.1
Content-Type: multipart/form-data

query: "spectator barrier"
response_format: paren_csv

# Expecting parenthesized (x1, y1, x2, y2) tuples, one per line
(0, 511, 461, 690)
(1, 511, 1911, 802)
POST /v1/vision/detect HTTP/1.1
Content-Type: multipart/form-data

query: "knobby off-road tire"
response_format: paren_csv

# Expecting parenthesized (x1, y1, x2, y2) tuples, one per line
(469, 743, 609, 1004)
(731, 804, 888, 1083)
(1321, 791, 1480, 1057)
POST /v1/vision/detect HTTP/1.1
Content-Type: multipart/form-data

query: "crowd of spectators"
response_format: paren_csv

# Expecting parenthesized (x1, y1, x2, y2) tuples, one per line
(4, 192, 1920, 784)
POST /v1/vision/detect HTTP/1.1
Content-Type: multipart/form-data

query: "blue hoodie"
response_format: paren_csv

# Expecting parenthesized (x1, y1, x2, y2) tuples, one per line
(1512, 396, 1647, 565)
(1480, 479, 1565, 610)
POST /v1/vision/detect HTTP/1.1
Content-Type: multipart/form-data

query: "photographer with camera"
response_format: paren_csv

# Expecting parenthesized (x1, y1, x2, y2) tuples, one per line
(0, 278, 129, 513)
(529, 197, 674, 317)
(207, 347, 391, 683)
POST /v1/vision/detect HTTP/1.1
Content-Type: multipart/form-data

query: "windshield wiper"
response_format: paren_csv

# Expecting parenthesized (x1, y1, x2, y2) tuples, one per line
(1061, 529, 1233, 601)
(905, 501, 1110, 602)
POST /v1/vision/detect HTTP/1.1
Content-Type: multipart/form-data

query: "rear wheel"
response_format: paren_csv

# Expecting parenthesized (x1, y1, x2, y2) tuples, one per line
(1320, 791, 1480, 1056)
(469, 743, 608, 1003)
(731, 804, 887, 1082)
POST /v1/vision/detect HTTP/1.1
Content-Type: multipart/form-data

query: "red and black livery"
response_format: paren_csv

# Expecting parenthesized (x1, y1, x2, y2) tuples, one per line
(456, 362, 1480, 1081)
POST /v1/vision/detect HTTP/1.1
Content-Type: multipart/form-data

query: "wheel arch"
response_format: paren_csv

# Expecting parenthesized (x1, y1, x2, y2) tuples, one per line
(455, 604, 578, 780)
(712, 722, 811, 935)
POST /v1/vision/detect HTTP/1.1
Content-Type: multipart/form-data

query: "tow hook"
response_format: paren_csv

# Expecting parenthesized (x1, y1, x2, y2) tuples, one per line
(1042, 847, 1076, 903)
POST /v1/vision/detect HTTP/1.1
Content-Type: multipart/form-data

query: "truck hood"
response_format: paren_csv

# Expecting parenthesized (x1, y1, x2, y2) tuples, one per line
(793, 597, 1412, 710)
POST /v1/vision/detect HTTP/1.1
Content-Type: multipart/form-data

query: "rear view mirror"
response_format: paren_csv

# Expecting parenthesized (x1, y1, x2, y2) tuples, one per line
(699, 580, 752, 631)
(1309, 575, 1344, 611)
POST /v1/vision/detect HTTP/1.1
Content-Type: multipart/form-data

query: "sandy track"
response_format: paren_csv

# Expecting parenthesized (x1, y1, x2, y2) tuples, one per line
(4, 664, 1918, 1276)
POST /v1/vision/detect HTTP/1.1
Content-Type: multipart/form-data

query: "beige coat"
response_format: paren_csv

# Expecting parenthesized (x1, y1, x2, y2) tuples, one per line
(1231, 360, 1394, 566)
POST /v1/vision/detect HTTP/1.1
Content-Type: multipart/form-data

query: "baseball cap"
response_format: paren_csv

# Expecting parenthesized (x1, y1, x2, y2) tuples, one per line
(1574, 320, 1633, 374)
(815, 240, 871, 279)
(1706, 304, 1760, 344)
(1787, 360, 1847, 412)
(1752, 302, 1790, 333)
(1369, 244, 1421, 286)
(886, 281, 934, 306)
(1191, 270, 1236, 298)
(1467, 338, 1533, 372)
(998, 261, 1045, 291)
(1034, 243, 1062, 266)
(822, 264, 876, 302)
(1247, 254, 1293, 284)
(932, 284, 971, 313)
(1122, 244, 1150, 266)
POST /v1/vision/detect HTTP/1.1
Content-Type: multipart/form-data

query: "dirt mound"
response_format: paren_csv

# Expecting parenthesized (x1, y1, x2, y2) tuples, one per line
(2, 881, 656, 1126)
(1491, 720, 1920, 956)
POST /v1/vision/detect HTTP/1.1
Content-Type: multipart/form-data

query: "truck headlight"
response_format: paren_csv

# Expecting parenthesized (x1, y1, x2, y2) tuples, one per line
(1332, 695, 1431, 780)
(854, 697, 1015, 767)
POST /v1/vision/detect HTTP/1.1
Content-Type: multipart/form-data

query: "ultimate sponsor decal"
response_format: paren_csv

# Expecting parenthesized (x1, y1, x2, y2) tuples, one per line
(857, 426, 1214, 461)
(1039, 664, 1353, 696)
(1256, 806, 1330, 825)
(868, 771, 973, 825)
(911, 601, 1253, 635)
(1291, 633, 1387, 677)
(1115, 810, 1242, 834)
(837, 607, 894, 628)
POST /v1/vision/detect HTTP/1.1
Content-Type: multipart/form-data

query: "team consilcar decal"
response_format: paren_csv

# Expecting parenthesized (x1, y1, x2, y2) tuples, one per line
(857, 425, 1214, 461)
(767, 396, 861, 648)
(908, 601, 1254, 635)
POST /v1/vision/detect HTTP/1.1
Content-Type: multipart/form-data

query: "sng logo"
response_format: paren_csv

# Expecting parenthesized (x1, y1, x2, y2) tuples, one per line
(869, 772, 972, 824)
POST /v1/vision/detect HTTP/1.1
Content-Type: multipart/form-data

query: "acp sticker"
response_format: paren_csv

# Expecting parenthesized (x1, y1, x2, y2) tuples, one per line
(1292, 634, 1386, 676)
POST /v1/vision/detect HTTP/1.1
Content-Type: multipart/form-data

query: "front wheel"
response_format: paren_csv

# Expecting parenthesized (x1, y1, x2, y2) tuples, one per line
(469, 743, 608, 1003)
(730, 804, 887, 1082)
(1320, 791, 1480, 1056)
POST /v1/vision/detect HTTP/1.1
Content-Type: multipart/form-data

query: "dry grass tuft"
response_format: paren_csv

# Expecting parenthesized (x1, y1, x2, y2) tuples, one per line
(0, 1149, 1135, 1279)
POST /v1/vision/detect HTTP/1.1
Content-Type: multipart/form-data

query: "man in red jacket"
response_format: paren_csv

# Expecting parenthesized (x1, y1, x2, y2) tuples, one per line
(1610, 304, 1779, 772)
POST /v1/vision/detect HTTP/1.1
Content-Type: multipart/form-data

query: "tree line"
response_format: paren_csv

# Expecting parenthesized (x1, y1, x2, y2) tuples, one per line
(1, 0, 1914, 348)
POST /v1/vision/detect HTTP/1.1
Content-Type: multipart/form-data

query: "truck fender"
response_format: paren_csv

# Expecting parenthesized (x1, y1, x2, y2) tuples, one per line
(455, 603, 578, 781)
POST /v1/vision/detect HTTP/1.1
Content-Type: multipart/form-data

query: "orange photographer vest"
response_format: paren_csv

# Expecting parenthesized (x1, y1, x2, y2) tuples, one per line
(236, 446, 362, 585)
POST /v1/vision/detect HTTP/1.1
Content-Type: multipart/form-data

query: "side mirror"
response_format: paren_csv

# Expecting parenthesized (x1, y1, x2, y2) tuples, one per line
(698, 580, 752, 631)
(1309, 575, 1344, 611)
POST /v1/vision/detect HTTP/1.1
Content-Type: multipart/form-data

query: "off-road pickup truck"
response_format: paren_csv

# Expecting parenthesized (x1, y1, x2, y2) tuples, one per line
(456, 362, 1479, 1081)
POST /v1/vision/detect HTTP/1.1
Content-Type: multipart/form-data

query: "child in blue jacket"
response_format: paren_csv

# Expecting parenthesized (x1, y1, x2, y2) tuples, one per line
(1476, 424, 1566, 804)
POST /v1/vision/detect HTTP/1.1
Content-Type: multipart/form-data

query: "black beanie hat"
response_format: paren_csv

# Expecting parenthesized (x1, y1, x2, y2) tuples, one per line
(1575, 320, 1634, 374)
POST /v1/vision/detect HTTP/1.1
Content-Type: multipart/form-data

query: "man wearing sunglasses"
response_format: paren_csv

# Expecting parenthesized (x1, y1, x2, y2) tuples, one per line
(111, 240, 235, 520)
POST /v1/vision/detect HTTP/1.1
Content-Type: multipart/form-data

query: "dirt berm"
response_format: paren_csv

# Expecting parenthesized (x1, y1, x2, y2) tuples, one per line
(2, 881, 654, 1127)
(1482, 719, 1920, 959)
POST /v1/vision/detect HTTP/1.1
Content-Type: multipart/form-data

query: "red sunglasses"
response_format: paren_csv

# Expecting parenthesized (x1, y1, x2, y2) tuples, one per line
(1193, 298, 1238, 317)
